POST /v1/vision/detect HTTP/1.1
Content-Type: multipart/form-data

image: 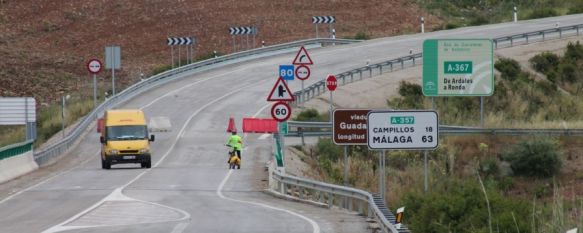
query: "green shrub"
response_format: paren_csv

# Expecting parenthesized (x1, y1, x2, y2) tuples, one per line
(558, 62, 578, 83)
(316, 138, 342, 162)
(387, 81, 424, 109)
(564, 41, 583, 61)
(294, 108, 326, 121)
(529, 52, 559, 74)
(525, 8, 559, 19)
(354, 32, 370, 40)
(567, 2, 583, 14)
(480, 158, 499, 178)
(151, 64, 172, 75)
(502, 138, 562, 178)
(469, 15, 489, 26)
(495, 58, 521, 81)
(444, 22, 461, 30)
(402, 178, 531, 233)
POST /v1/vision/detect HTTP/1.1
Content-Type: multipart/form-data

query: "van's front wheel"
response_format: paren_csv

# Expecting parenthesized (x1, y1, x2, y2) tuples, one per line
(102, 159, 111, 169)
(141, 160, 151, 169)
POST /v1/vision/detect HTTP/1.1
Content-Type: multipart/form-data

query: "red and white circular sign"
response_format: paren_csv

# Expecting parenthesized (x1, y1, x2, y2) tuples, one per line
(326, 75, 337, 91)
(87, 59, 103, 74)
(271, 101, 291, 122)
(295, 65, 311, 80)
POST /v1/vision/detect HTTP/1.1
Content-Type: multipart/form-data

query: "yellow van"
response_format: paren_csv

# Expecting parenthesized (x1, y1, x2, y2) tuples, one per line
(99, 109, 154, 169)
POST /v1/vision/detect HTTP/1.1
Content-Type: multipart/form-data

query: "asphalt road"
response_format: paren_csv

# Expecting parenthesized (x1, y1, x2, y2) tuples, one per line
(0, 14, 582, 233)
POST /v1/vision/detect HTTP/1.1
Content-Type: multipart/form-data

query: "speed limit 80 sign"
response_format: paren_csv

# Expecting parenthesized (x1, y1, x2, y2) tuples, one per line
(271, 101, 291, 122)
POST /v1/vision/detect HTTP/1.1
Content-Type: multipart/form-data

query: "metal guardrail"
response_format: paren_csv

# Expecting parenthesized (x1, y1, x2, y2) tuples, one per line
(292, 24, 583, 105)
(493, 24, 583, 49)
(269, 156, 408, 233)
(285, 121, 583, 137)
(32, 38, 362, 166)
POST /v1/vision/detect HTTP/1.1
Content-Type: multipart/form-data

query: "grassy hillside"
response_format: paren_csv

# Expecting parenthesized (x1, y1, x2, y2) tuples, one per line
(295, 41, 583, 232)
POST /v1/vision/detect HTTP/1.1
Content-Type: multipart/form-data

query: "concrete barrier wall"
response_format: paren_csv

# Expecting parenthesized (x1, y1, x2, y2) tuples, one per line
(0, 140, 38, 184)
(0, 150, 38, 184)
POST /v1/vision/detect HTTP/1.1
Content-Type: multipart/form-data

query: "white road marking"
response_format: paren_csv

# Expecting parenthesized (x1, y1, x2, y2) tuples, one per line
(217, 103, 320, 233)
(217, 170, 321, 233)
(258, 134, 270, 140)
(42, 188, 191, 233)
(0, 151, 96, 205)
(140, 67, 248, 110)
(171, 222, 190, 233)
(0, 68, 248, 205)
(41, 79, 267, 233)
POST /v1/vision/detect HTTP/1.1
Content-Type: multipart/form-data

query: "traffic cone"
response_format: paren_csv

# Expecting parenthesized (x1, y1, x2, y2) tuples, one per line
(226, 117, 237, 133)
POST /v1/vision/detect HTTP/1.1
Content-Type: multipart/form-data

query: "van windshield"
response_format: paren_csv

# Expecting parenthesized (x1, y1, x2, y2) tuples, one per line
(106, 126, 148, 140)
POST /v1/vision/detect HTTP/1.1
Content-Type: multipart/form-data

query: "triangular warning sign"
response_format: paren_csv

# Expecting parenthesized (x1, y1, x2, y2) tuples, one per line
(267, 77, 295, 101)
(292, 46, 314, 65)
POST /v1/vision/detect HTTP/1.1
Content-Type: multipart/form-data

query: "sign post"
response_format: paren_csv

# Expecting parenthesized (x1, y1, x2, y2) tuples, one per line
(368, 110, 439, 198)
(295, 64, 310, 106)
(326, 75, 337, 119)
(333, 109, 370, 207)
(87, 59, 103, 108)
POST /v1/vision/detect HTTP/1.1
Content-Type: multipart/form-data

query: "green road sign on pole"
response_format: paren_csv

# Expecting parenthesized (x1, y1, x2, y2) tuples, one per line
(274, 134, 284, 167)
(423, 39, 494, 96)
(278, 121, 288, 135)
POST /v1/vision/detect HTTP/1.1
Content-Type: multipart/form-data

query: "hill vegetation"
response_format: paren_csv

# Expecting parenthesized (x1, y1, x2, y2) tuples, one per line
(296, 41, 583, 232)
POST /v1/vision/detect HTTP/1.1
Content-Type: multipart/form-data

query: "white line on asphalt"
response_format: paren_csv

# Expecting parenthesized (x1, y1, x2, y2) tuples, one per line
(41, 78, 266, 233)
(140, 67, 248, 110)
(0, 68, 249, 206)
(170, 222, 190, 233)
(0, 151, 96, 205)
(216, 103, 320, 233)
(217, 170, 321, 233)
(258, 134, 270, 140)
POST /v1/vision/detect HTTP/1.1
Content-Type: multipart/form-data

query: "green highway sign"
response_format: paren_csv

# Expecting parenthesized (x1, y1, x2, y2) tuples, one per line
(423, 39, 494, 96)
(390, 116, 415, 124)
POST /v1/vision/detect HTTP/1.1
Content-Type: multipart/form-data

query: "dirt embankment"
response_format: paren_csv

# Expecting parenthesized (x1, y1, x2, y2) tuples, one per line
(0, 0, 440, 106)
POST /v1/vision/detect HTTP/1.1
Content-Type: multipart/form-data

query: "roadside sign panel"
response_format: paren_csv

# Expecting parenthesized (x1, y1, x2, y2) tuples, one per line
(271, 102, 291, 122)
(422, 39, 493, 96)
(0, 97, 36, 125)
(367, 110, 438, 150)
(279, 65, 295, 81)
(333, 109, 370, 145)
(292, 46, 314, 65)
(295, 65, 310, 80)
(87, 59, 102, 74)
(105, 46, 121, 69)
(267, 77, 295, 101)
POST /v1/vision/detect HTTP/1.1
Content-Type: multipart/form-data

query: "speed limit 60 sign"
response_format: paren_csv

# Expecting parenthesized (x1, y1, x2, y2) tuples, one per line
(367, 110, 438, 150)
(271, 101, 292, 122)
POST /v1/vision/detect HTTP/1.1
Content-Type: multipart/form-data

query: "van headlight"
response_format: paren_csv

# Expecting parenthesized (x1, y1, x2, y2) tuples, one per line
(139, 149, 149, 154)
(109, 149, 119, 155)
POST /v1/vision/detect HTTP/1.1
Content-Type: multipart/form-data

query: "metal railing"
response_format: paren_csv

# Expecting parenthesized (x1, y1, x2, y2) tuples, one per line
(493, 24, 583, 49)
(284, 121, 583, 137)
(292, 24, 583, 105)
(293, 53, 422, 105)
(269, 155, 408, 233)
(0, 140, 34, 161)
(32, 38, 362, 166)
